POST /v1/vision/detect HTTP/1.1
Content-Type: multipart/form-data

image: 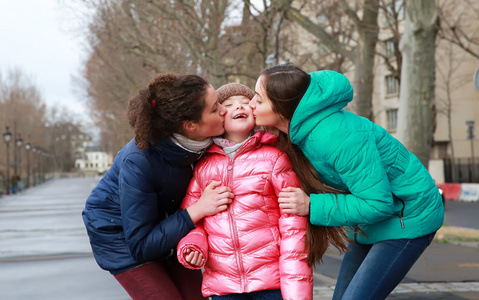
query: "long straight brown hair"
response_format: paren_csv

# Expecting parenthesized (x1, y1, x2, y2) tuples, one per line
(261, 64, 361, 265)
(276, 133, 352, 266)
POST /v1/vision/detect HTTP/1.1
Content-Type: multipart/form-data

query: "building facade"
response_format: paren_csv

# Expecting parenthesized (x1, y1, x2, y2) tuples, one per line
(75, 146, 113, 176)
(371, 0, 479, 183)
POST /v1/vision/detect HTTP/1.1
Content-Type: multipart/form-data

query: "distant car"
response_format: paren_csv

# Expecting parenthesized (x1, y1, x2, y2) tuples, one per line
(438, 187, 445, 208)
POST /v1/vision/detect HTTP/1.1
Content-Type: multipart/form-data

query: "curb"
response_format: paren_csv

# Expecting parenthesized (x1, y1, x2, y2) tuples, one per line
(437, 225, 479, 239)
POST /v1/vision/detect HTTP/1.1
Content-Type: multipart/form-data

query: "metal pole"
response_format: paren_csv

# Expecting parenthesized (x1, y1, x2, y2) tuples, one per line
(3, 126, 12, 195)
(6, 142, 10, 194)
(471, 139, 476, 183)
(25, 143, 31, 188)
(13, 122, 17, 177)
(15, 135, 23, 191)
(466, 121, 476, 183)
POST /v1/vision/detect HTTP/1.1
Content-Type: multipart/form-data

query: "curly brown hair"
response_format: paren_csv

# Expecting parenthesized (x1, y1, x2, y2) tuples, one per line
(127, 73, 209, 150)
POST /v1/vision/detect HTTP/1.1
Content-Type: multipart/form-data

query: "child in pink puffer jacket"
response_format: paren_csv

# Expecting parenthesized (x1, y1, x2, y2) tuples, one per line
(177, 83, 313, 300)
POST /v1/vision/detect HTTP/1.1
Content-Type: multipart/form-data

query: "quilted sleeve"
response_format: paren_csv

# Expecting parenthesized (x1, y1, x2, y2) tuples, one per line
(272, 152, 313, 300)
(180, 170, 204, 210)
(177, 163, 210, 270)
(309, 133, 395, 227)
(119, 153, 195, 262)
(177, 222, 208, 270)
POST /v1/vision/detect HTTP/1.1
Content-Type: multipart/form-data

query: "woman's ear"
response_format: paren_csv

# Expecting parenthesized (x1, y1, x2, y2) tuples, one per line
(183, 120, 197, 133)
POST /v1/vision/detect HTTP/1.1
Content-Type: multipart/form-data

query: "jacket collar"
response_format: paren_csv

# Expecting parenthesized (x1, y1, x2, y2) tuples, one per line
(206, 130, 277, 155)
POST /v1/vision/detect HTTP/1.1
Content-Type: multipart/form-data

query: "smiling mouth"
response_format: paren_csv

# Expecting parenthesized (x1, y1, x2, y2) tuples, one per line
(233, 113, 248, 119)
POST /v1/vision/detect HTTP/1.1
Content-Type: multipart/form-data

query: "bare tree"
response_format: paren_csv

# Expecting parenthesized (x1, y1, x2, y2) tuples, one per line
(436, 40, 473, 181)
(0, 69, 48, 149)
(397, 0, 438, 167)
(0, 69, 49, 182)
(376, 0, 404, 86)
(73, 0, 289, 154)
(45, 106, 90, 172)
(74, 0, 155, 152)
(276, 0, 379, 120)
(437, 0, 479, 60)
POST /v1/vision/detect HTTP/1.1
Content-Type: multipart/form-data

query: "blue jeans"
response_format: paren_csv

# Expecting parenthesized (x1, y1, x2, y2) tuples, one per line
(332, 232, 436, 300)
(212, 289, 283, 300)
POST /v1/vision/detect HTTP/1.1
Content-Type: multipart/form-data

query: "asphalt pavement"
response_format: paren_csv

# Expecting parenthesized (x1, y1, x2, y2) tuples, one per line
(0, 177, 478, 300)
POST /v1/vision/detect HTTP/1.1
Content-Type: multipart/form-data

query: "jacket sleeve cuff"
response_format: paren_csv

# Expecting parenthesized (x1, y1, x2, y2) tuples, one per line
(177, 231, 208, 270)
(180, 208, 196, 230)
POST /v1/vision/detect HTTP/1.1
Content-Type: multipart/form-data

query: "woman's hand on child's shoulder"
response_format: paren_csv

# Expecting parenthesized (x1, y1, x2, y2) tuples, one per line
(278, 187, 310, 216)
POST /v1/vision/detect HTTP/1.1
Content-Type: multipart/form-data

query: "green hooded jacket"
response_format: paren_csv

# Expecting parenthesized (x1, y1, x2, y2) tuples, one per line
(290, 70, 443, 244)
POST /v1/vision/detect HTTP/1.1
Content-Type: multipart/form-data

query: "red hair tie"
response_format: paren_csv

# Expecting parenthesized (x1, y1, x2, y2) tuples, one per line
(152, 99, 156, 108)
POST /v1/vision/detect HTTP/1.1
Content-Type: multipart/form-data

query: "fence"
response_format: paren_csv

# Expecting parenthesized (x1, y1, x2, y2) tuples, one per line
(443, 157, 479, 183)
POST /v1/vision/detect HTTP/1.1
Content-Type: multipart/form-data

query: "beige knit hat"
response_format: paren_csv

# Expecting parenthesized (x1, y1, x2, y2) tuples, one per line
(216, 83, 254, 104)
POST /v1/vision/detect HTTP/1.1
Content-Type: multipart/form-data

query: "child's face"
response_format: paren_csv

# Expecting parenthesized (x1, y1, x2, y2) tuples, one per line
(222, 95, 255, 138)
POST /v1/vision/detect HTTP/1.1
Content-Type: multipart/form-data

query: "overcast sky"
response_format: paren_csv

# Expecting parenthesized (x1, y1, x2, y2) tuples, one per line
(0, 0, 88, 120)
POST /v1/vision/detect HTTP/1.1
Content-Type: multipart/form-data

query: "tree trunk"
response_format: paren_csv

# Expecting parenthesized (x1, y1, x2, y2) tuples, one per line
(397, 0, 438, 167)
(348, 0, 379, 120)
(279, 0, 379, 121)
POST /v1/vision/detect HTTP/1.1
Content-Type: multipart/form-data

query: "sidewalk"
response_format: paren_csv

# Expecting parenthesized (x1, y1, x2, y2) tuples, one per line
(1, 177, 478, 300)
(313, 281, 479, 300)
(311, 209, 479, 299)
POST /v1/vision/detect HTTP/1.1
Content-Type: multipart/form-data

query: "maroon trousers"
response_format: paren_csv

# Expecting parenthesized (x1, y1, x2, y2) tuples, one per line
(114, 257, 206, 300)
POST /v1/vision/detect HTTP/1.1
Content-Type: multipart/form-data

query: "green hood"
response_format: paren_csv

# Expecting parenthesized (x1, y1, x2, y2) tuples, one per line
(289, 70, 354, 144)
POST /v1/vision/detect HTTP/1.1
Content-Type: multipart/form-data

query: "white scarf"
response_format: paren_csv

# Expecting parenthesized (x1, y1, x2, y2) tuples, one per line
(170, 133, 213, 153)
(214, 135, 251, 158)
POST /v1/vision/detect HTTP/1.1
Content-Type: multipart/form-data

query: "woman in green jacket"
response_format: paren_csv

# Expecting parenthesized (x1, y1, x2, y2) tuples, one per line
(249, 64, 444, 300)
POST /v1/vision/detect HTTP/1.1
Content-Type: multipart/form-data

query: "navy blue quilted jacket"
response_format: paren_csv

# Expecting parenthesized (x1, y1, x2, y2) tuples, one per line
(82, 138, 201, 274)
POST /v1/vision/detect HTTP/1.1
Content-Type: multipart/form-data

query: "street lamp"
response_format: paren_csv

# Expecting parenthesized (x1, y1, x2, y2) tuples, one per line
(3, 126, 12, 194)
(15, 134, 23, 191)
(466, 121, 476, 182)
(32, 147, 37, 186)
(25, 142, 31, 188)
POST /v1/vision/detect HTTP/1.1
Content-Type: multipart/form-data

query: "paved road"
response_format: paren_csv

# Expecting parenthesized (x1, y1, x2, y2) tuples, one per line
(0, 177, 478, 299)
(443, 200, 479, 229)
(0, 177, 129, 300)
(313, 200, 479, 299)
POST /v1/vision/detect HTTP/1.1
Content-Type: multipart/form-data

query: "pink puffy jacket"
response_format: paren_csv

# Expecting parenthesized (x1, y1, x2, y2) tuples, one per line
(177, 130, 313, 299)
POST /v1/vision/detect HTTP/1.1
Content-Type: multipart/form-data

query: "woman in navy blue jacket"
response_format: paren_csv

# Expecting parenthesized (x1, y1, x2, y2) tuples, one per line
(82, 74, 234, 300)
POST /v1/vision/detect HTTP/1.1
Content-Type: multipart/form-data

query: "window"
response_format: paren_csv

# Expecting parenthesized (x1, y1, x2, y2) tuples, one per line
(387, 109, 398, 131)
(385, 0, 405, 25)
(386, 75, 399, 95)
(385, 39, 395, 57)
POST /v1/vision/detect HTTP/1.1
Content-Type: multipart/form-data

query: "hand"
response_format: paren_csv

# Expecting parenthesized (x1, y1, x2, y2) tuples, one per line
(278, 187, 310, 216)
(184, 249, 205, 267)
(187, 180, 234, 223)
